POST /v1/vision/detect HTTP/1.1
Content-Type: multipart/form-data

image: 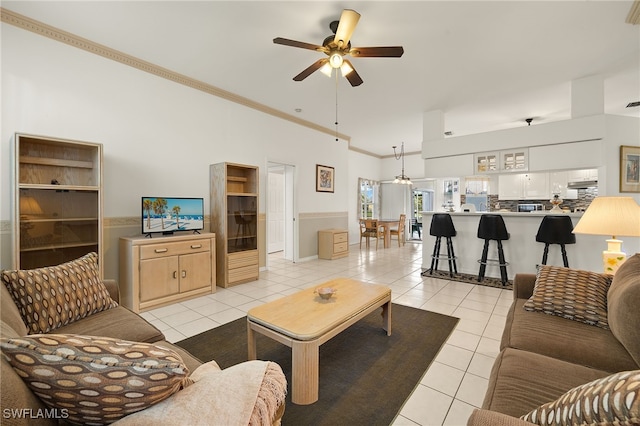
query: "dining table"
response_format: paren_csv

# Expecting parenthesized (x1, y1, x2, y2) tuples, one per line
(376, 219, 400, 248)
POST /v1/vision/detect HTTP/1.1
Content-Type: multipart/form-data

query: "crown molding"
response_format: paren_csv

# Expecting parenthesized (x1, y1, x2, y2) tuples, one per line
(627, 0, 640, 24)
(1, 7, 352, 143)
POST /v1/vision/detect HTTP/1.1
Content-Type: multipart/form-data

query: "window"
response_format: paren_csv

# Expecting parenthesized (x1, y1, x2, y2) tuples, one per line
(358, 178, 380, 219)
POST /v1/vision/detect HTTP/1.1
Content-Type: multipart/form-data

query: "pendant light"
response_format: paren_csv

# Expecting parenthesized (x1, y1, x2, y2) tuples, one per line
(393, 142, 411, 185)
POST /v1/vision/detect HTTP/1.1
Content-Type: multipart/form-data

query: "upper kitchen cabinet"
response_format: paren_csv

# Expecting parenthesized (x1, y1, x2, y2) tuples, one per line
(13, 133, 103, 277)
(475, 149, 528, 174)
(500, 149, 528, 172)
(474, 152, 498, 174)
(498, 172, 548, 200)
(567, 169, 598, 183)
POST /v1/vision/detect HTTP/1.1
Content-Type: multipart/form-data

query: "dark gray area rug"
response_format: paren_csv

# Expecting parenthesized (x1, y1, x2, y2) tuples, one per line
(423, 269, 513, 289)
(176, 303, 459, 426)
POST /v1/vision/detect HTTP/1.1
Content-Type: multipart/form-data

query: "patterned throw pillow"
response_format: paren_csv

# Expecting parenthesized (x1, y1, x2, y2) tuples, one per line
(521, 370, 640, 425)
(523, 265, 612, 329)
(1, 252, 117, 334)
(0, 334, 190, 425)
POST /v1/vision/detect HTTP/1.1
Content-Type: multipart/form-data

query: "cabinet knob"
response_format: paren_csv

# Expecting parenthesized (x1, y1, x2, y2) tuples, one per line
(173, 271, 178, 279)
(181, 270, 187, 278)
(155, 248, 168, 253)
(191, 244, 202, 249)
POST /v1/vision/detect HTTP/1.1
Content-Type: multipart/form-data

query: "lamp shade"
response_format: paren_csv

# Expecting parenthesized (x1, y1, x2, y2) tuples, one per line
(572, 196, 640, 238)
(20, 196, 43, 216)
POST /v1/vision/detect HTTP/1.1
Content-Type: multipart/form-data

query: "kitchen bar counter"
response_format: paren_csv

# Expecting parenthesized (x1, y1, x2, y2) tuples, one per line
(421, 211, 640, 278)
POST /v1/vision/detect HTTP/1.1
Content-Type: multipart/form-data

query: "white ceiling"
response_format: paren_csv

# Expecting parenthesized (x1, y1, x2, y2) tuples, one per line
(3, 1, 640, 156)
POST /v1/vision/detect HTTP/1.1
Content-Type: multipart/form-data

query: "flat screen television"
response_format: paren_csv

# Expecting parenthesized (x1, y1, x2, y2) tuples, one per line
(141, 197, 204, 235)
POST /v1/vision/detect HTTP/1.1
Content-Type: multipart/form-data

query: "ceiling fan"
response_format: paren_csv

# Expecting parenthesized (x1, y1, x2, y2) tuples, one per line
(273, 9, 404, 87)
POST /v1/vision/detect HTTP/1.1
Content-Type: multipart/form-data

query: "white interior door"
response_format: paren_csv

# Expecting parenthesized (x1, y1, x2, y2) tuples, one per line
(267, 167, 285, 253)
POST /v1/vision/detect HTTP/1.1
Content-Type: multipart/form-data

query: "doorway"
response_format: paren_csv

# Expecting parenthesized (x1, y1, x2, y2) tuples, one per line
(267, 162, 297, 264)
(410, 183, 435, 242)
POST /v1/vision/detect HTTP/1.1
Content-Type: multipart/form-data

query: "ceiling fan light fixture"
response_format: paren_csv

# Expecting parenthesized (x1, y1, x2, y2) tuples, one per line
(340, 62, 353, 76)
(329, 52, 344, 68)
(320, 63, 333, 77)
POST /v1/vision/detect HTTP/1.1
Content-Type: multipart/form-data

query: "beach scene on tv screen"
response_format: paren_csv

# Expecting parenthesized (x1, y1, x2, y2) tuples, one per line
(142, 197, 204, 233)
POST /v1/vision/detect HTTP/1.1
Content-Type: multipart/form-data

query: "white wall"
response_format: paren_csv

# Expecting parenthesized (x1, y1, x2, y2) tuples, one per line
(0, 22, 349, 270)
(381, 152, 424, 182)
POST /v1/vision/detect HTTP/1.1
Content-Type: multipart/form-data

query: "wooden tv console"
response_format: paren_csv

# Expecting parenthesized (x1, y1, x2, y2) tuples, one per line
(119, 233, 216, 312)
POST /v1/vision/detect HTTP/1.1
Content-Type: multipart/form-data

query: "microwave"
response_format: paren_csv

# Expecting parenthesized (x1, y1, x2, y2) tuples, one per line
(517, 203, 543, 212)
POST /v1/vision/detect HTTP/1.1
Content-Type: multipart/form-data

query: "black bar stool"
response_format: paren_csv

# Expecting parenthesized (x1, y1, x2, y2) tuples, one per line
(428, 214, 458, 277)
(535, 215, 576, 267)
(477, 214, 510, 285)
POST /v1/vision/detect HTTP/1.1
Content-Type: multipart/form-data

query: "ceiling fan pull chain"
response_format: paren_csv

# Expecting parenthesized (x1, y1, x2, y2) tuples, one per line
(335, 71, 339, 141)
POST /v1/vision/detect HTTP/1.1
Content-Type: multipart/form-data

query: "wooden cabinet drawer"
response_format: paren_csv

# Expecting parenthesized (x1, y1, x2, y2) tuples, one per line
(334, 232, 348, 244)
(334, 242, 348, 253)
(140, 240, 210, 260)
(228, 264, 258, 284)
(228, 250, 258, 269)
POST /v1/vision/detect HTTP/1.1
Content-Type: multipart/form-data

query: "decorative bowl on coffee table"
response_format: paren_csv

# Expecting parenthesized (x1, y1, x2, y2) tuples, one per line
(315, 287, 337, 300)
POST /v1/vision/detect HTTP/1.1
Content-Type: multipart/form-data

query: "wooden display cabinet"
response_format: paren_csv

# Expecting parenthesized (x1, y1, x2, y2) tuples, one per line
(13, 133, 103, 277)
(210, 162, 259, 287)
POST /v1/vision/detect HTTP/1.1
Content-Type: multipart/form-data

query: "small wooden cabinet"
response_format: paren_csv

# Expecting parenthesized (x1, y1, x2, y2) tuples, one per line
(12, 133, 103, 276)
(119, 233, 216, 312)
(318, 229, 349, 260)
(210, 162, 259, 287)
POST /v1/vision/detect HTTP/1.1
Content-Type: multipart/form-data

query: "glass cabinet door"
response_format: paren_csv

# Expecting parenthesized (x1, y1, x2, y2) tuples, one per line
(226, 195, 257, 253)
(475, 153, 498, 173)
(502, 150, 528, 171)
(19, 188, 99, 269)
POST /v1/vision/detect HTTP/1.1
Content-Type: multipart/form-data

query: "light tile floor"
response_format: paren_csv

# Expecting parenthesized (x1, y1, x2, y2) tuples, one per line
(140, 242, 513, 426)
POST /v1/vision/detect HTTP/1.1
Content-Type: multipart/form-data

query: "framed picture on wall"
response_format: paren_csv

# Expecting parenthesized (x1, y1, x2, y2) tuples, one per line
(620, 145, 640, 193)
(316, 164, 335, 193)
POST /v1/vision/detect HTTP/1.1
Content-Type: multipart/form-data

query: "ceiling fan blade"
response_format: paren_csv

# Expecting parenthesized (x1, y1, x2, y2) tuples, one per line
(333, 9, 361, 48)
(273, 37, 325, 52)
(350, 46, 405, 58)
(342, 60, 363, 87)
(293, 58, 328, 81)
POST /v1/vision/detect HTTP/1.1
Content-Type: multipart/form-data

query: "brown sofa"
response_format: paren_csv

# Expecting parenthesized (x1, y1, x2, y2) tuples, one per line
(468, 253, 640, 425)
(1, 272, 286, 425)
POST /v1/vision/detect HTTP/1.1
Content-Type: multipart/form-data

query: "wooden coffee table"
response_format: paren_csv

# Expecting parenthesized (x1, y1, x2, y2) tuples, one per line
(247, 278, 392, 405)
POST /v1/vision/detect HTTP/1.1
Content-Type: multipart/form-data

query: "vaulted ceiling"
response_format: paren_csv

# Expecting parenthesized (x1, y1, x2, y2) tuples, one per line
(3, 1, 639, 157)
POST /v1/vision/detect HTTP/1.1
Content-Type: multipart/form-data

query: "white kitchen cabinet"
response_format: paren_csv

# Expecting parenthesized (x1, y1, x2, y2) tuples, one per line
(549, 172, 578, 199)
(498, 173, 548, 200)
(567, 169, 598, 182)
(524, 173, 549, 199)
(474, 152, 499, 174)
(475, 149, 528, 173)
(500, 149, 528, 172)
(498, 175, 523, 200)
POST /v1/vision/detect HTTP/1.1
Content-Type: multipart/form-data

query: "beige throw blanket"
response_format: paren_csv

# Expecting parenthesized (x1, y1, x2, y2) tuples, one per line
(118, 360, 283, 425)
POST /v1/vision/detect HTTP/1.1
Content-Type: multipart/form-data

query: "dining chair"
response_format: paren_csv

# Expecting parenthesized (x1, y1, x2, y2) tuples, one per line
(389, 214, 406, 246)
(360, 219, 383, 249)
(410, 218, 422, 239)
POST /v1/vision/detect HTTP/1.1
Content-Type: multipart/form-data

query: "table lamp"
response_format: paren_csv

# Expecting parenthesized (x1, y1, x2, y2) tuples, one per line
(572, 196, 640, 274)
